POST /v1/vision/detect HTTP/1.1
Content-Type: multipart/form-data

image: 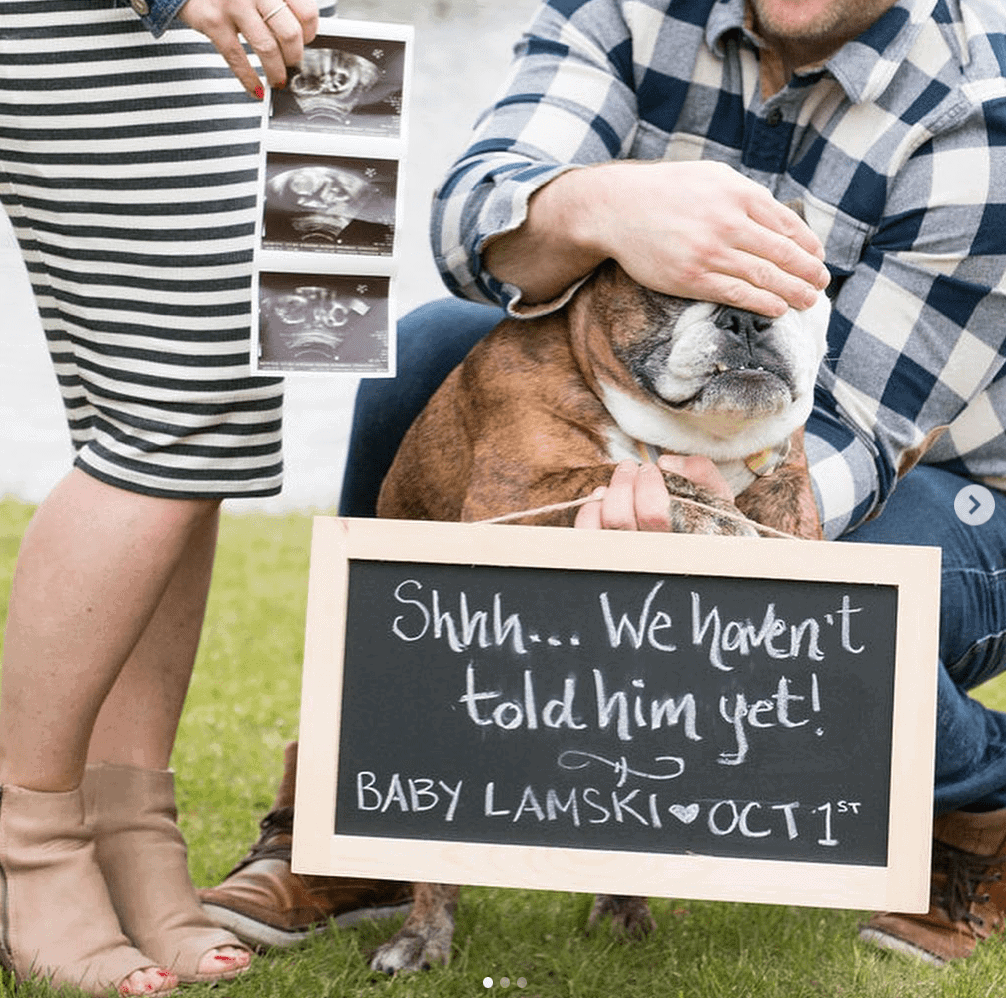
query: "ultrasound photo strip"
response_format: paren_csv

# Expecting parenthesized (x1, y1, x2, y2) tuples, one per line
(251, 19, 413, 376)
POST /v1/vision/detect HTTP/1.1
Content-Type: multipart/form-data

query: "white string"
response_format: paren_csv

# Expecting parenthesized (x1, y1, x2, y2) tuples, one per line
(476, 493, 798, 539)
(476, 496, 596, 524)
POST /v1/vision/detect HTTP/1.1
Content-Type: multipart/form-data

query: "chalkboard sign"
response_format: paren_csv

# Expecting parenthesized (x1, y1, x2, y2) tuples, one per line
(293, 517, 940, 912)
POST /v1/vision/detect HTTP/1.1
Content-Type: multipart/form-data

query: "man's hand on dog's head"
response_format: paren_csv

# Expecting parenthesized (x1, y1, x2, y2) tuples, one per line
(485, 161, 830, 318)
(574, 456, 736, 532)
(586, 162, 830, 319)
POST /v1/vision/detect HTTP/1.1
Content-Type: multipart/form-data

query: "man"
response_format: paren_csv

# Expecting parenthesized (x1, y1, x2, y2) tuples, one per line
(203, 0, 1006, 965)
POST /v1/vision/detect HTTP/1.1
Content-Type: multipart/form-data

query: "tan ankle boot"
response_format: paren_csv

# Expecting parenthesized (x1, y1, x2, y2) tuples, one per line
(860, 807, 1006, 963)
(0, 783, 176, 994)
(84, 763, 251, 983)
(198, 742, 412, 948)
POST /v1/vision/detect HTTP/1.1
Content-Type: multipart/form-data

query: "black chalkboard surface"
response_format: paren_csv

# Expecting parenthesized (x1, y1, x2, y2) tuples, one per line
(293, 517, 941, 912)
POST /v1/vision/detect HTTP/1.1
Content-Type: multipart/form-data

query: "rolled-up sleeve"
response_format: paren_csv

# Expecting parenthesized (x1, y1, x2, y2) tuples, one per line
(114, 0, 189, 37)
(432, 0, 641, 312)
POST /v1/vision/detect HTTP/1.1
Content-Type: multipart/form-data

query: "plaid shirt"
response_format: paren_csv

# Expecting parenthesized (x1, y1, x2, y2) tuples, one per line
(432, 0, 1006, 539)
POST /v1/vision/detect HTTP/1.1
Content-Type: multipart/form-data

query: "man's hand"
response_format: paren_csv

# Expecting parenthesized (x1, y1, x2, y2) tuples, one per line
(178, 0, 319, 98)
(574, 455, 737, 532)
(485, 160, 830, 318)
(588, 161, 829, 318)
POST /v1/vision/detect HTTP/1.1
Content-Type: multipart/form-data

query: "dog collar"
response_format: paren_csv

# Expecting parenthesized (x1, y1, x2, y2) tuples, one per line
(743, 439, 791, 477)
(633, 439, 791, 478)
(635, 440, 663, 464)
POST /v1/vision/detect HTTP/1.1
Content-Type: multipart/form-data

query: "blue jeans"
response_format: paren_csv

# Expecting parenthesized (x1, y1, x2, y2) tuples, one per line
(843, 467, 1006, 813)
(340, 297, 1006, 815)
(338, 298, 505, 519)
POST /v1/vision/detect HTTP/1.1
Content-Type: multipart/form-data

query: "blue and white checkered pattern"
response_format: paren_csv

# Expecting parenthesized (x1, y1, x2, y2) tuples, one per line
(432, 0, 1006, 538)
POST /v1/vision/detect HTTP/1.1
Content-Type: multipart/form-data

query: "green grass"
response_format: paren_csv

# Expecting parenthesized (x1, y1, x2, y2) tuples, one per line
(4, 496, 1006, 998)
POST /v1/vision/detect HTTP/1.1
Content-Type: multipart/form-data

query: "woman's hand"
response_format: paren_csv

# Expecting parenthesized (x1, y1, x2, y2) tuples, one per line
(178, 0, 319, 98)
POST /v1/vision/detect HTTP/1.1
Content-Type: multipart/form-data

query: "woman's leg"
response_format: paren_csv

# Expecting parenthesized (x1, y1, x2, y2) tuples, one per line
(0, 2, 284, 988)
(80, 496, 251, 980)
(0, 469, 219, 792)
(85, 498, 220, 773)
(0, 469, 223, 993)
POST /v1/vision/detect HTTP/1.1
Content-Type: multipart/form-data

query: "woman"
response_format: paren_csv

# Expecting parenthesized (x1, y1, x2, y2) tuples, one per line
(0, 0, 318, 992)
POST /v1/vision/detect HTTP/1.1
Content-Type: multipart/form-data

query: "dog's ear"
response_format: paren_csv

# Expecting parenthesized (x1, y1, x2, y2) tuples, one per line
(783, 199, 806, 221)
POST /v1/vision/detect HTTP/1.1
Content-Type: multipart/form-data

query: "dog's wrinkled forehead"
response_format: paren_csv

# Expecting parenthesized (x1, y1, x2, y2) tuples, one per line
(605, 284, 696, 353)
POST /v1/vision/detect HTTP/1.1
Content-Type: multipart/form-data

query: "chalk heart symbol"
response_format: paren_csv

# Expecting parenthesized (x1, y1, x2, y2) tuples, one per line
(669, 803, 700, 824)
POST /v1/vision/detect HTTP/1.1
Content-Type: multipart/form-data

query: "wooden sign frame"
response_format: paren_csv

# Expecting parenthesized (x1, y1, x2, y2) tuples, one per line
(293, 516, 940, 913)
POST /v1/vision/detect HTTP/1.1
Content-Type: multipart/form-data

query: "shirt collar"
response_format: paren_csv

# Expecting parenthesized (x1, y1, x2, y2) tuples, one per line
(706, 0, 941, 105)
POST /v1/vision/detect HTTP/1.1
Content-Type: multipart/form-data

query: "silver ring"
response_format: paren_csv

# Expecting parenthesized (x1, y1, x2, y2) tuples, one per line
(263, 2, 287, 22)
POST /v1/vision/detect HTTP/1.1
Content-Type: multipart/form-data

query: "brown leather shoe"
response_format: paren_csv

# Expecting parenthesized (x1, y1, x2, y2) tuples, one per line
(859, 807, 1006, 964)
(198, 743, 412, 949)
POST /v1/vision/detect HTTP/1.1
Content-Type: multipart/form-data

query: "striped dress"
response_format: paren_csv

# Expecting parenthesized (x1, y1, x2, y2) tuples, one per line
(0, 0, 288, 498)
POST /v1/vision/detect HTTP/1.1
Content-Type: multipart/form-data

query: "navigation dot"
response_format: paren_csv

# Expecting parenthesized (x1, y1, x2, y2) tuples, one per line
(955, 484, 995, 526)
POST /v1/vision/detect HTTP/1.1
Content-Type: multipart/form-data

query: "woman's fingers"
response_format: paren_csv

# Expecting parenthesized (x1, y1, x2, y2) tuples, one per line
(178, 0, 318, 97)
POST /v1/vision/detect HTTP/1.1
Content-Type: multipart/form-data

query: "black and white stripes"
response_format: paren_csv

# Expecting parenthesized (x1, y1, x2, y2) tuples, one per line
(0, 0, 285, 498)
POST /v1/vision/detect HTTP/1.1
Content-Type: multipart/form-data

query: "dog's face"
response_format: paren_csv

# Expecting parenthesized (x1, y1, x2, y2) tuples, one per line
(586, 268, 830, 464)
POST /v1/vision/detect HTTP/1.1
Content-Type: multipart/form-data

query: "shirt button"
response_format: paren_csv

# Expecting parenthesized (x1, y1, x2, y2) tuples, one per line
(131, 0, 150, 14)
(766, 108, 784, 127)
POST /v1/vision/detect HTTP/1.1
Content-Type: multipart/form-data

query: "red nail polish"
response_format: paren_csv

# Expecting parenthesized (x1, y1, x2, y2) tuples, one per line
(254, 84, 265, 100)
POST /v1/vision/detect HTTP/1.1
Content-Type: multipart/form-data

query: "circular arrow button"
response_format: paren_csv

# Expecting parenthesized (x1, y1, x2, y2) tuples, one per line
(955, 484, 996, 526)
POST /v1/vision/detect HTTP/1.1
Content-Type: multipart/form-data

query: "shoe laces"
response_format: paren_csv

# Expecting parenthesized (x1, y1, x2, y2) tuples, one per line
(226, 806, 294, 875)
(933, 840, 1003, 927)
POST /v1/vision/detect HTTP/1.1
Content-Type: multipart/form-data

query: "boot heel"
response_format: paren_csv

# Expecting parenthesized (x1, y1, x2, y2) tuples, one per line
(0, 783, 175, 995)
(85, 764, 251, 983)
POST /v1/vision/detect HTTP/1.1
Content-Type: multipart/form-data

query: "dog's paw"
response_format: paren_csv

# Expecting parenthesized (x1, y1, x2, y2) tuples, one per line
(587, 894, 657, 939)
(663, 473, 758, 536)
(369, 920, 454, 975)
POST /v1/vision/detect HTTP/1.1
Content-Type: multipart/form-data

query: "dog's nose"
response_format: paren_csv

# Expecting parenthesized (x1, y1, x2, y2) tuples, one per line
(713, 307, 774, 346)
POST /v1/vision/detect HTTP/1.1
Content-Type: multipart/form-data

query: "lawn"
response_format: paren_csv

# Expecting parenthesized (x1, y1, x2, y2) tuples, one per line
(2, 497, 1006, 998)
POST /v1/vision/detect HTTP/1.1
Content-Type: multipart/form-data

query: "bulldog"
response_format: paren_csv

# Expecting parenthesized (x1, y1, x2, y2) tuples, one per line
(369, 257, 830, 973)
